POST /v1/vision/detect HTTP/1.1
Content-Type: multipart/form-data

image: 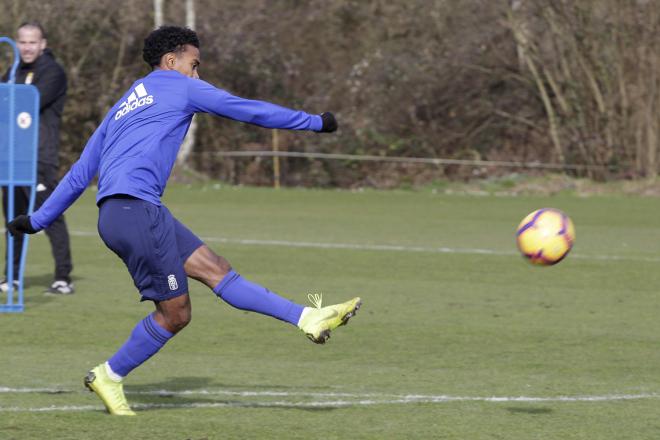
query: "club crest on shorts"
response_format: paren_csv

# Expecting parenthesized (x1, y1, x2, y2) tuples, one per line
(167, 274, 178, 291)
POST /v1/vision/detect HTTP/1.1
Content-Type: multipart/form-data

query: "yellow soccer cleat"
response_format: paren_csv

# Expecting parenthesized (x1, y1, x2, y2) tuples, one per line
(84, 364, 136, 416)
(298, 294, 362, 344)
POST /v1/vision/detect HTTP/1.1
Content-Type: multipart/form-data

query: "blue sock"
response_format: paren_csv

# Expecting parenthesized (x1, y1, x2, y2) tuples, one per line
(213, 270, 304, 325)
(108, 313, 174, 378)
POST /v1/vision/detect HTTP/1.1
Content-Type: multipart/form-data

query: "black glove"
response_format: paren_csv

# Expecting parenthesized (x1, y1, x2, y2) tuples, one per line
(8, 215, 38, 235)
(320, 112, 338, 133)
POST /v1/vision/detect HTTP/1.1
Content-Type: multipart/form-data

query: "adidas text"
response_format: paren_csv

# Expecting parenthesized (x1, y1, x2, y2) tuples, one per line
(114, 83, 154, 120)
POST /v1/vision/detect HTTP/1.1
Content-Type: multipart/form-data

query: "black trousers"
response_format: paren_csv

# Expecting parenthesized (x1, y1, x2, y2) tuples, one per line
(2, 164, 72, 282)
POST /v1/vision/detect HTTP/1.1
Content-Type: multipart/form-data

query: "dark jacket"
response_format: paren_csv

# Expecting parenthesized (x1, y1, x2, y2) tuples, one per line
(2, 48, 67, 167)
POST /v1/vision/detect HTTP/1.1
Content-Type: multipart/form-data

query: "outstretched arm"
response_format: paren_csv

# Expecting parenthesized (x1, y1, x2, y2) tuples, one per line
(185, 79, 337, 132)
(8, 117, 107, 235)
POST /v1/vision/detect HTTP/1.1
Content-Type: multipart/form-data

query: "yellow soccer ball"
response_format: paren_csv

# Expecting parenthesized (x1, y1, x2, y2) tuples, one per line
(516, 208, 575, 265)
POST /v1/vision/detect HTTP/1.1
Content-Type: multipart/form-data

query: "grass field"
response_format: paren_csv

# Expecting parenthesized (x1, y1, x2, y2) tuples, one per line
(2, 183, 660, 439)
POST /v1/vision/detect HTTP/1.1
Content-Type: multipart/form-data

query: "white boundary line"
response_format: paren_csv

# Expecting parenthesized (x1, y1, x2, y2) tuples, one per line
(1, 387, 659, 412)
(64, 229, 660, 263)
(0, 387, 69, 393)
(1, 396, 658, 413)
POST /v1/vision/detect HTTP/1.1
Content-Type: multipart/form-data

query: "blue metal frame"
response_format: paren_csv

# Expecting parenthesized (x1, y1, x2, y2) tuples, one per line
(0, 37, 39, 313)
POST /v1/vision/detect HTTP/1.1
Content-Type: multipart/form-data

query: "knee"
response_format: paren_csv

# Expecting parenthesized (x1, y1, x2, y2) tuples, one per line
(185, 245, 233, 286)
(165, 308, 191, 333)
(157, 299, 192, 334)
(214, 254, 232, 276)
(202, 250, 231, 275)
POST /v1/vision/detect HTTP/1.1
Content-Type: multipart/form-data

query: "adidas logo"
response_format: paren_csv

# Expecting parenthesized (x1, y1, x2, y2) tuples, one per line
(114, 83, 154, 120)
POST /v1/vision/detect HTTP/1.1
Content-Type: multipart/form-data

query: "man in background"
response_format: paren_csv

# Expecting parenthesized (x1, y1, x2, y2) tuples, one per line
(1, 21, 73, 295)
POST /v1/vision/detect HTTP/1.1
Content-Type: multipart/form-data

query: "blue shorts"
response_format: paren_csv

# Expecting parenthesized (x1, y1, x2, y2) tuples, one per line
(97, 196, 204, 302)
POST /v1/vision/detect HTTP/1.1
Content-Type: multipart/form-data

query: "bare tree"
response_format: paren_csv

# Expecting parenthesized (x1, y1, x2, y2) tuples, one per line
(154, 0, 164, 27)
(176, 0, 197, 169)
(4, 0, 659, 186)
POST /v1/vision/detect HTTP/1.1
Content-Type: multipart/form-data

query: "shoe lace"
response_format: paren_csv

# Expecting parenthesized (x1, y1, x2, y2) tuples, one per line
(307, 293, 323, 309)
(111, 384, 131, 410)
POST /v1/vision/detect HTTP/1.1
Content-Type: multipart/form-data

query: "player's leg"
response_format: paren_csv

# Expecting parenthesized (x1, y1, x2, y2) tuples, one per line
(84, 301, 180, 416)
(85, 296, 187, 417)
(84, 197, 190, 415)
(184, 244, 304, 324)
(177, 220, 361, 343)
(106, 293, 189, 375)
(0, 185, 29, 291)
(37, 165, 74, 294)
(43, 216, 73, 293)
(153, 289, 192, 332)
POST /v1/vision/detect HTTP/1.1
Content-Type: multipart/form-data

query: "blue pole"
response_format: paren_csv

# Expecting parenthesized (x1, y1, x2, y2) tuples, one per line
(0, 37, 20, 84)
(1, 37, 22, 312)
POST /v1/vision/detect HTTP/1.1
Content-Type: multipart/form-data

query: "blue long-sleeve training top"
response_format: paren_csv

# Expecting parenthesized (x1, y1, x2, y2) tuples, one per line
(31, 69, 323, 230)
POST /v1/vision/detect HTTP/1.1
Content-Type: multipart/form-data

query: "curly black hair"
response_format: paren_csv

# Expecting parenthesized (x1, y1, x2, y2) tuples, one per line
(142, 26, 200, 67)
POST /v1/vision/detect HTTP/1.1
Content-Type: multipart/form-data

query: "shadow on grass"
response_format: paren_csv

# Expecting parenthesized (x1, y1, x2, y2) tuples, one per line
(130, 376, 218, 392)
(127, 377, 341, 412)
(131, 376, 334, 392)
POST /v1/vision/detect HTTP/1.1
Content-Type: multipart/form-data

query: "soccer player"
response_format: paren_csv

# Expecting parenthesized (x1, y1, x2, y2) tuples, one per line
(8, 26, 361, 416)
